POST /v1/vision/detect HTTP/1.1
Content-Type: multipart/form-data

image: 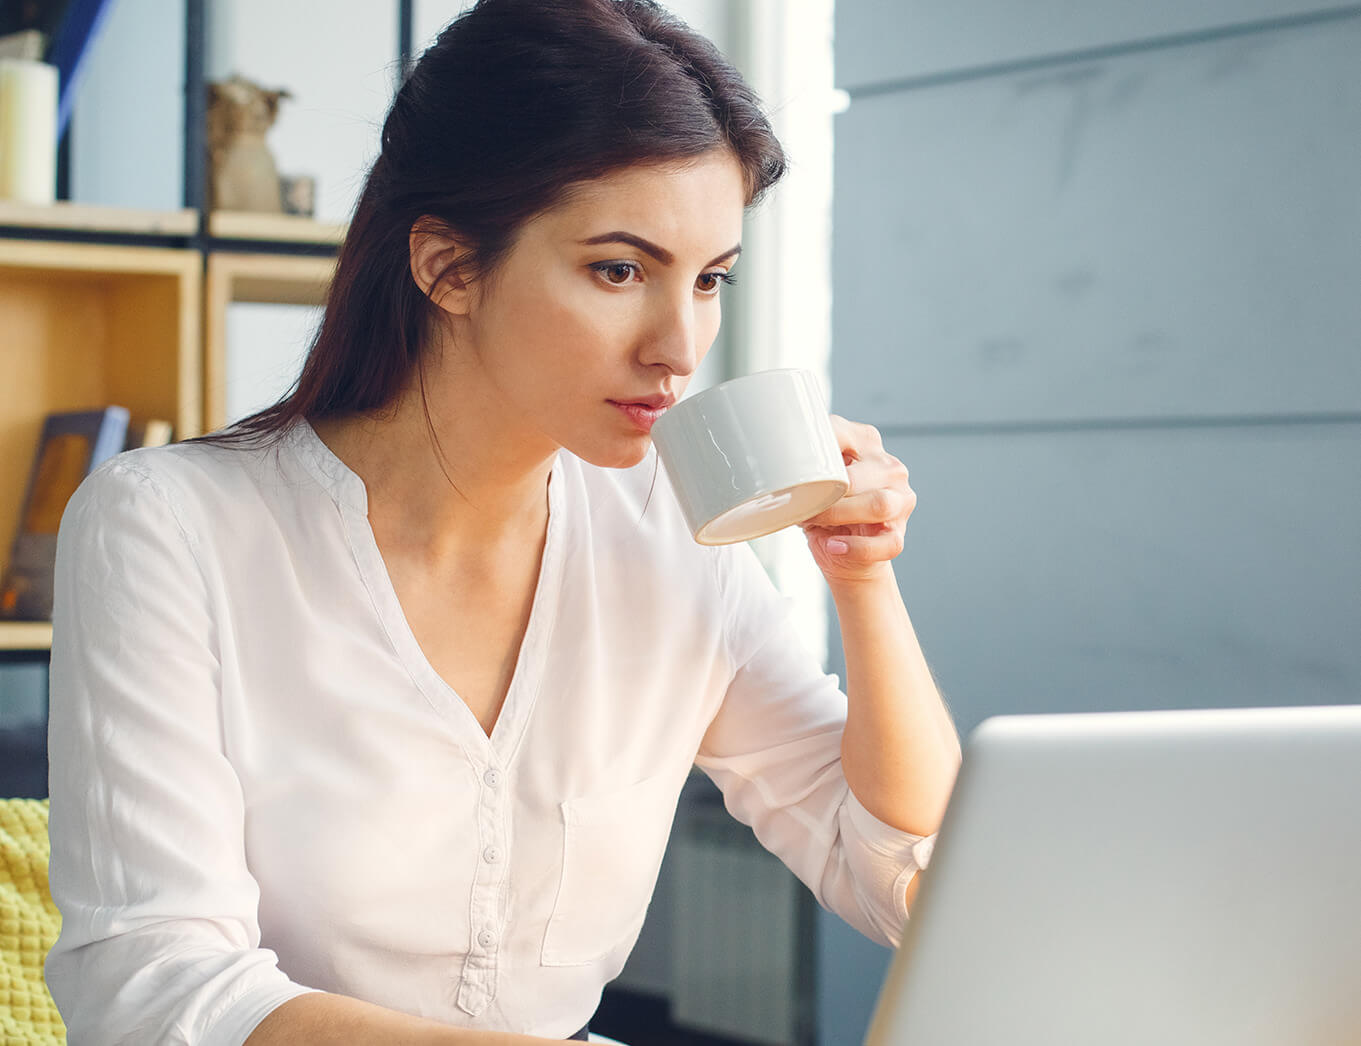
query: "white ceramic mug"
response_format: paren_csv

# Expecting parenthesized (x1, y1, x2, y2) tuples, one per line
(651, 368, 849, 545)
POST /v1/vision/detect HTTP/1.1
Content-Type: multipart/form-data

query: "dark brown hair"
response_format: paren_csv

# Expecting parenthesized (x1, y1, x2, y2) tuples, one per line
(215, 0, 785, 443)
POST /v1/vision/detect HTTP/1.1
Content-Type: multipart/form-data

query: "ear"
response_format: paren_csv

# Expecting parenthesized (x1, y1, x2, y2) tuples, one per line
(264, 88, 291, 120)
(409, 219, 474, 315)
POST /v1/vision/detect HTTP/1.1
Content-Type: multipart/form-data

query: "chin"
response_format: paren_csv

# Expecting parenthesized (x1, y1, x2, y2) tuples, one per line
(571, 438, 653, 471)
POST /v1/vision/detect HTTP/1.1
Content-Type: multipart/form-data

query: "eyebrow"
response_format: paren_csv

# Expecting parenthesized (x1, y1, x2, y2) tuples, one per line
(578, 231, 742, 268)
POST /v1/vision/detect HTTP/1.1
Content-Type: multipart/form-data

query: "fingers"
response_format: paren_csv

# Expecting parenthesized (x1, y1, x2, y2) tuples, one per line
(806, 524, 905, 565)
(830, 415, 885, 461)
(804, 485, 916, 529)
(816, 416, 912, 574)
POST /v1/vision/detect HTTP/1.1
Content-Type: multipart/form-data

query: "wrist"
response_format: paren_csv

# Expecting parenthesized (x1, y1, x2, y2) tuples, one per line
(825, 561, 898, 602)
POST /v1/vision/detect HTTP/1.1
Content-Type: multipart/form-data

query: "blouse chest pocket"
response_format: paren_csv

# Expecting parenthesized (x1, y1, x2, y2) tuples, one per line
(540, 770, 682, 967)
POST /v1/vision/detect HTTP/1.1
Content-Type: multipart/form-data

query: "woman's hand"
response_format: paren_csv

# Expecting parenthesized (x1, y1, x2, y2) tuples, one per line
(801, 415, 916, 587)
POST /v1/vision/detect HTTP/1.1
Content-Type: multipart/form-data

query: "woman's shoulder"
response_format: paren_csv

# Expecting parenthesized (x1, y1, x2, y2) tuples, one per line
(68, 429, 314, 536)
(86, 436, 267, 498)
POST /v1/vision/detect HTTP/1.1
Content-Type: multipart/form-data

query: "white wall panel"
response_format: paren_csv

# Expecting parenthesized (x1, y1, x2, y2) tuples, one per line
(413, 1, 731, 61)
(71, 0, 184, 209)
(412, 0, 475, 56)
(834, 0, 1355, 91)
(832, 16, 1361, 428)
(221, 303, 319, 428)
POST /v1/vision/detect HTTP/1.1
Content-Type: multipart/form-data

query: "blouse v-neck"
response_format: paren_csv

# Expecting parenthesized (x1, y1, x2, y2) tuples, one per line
(289, 419, 566, 759)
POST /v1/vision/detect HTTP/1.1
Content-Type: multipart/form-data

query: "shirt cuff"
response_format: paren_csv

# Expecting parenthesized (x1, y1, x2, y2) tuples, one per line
(203, 982, 322, 1046)
(841, 788, 938, 937)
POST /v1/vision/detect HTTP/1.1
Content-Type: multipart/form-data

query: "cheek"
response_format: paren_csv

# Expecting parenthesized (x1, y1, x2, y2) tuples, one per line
(699, 301, 723, 353)
(528, 274, 622, 349)
(486, 279, 611, 364)
(543, 295, 614, 348)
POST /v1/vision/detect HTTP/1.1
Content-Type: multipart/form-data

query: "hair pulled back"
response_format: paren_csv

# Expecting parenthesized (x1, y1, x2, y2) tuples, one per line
(224, 0, 786, 442)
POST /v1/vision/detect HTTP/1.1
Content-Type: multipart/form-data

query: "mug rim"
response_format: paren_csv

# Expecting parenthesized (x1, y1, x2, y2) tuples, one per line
(668, 366, 817, 409)
(692, 474, 849, 545)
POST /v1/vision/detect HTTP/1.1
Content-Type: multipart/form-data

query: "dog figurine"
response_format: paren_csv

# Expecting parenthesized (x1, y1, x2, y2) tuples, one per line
(207, 75, 291, 212)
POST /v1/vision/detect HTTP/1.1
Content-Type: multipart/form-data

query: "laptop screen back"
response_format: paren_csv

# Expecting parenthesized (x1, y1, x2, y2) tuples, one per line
(865, 705, 1361, 1046)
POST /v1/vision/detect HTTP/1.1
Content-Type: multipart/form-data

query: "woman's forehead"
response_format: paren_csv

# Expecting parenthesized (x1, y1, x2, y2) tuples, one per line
(532, 153, 746, 252)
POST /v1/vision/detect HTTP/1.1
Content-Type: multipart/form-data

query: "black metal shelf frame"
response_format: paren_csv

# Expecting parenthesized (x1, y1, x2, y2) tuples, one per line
(37, 0, 415, 253)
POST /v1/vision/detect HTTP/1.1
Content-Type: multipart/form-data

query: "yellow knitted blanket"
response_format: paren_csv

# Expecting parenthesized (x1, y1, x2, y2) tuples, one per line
(0, 798, 64, 1044)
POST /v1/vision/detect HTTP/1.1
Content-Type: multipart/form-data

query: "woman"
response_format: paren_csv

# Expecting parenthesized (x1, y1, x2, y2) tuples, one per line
(45, 1, 961, 1042)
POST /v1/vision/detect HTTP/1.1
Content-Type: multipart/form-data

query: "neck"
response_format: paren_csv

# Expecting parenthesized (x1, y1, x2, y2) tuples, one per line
(312, 371, 555, 565)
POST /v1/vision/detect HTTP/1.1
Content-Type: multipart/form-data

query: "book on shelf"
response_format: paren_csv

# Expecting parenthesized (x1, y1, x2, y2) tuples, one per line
(1, 406, 129, 621)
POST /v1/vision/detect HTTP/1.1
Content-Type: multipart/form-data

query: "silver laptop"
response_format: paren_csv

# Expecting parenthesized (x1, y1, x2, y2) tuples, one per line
(865, 704, 1361, 1046)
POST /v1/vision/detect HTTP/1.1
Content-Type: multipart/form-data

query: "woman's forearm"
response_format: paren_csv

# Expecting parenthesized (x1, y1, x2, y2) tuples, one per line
(246, 993, 566, 1045)
(831, 566, 962, 839)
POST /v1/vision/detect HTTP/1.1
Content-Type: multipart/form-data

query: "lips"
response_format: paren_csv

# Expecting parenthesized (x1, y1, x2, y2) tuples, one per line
(609, 397, 673, 433)
(612, 393, 676, 410)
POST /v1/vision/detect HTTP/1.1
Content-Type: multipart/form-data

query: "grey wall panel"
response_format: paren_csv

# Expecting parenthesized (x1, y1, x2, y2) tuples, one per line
(0, 663, 48, 727)
(826, 423, 1361, 741)
(816, 913, 889, 1044)
(831, 16, 1361, 429)
(834, 0, 1355, 91)
(827, 4, 1361, 1039)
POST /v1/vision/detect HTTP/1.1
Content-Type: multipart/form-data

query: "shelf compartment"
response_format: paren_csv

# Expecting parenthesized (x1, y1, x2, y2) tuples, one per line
(204, 252, 337, 432)
(0, 239, 200, 574)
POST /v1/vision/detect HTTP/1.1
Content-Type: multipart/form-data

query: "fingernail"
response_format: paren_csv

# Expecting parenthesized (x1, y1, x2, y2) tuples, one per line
(826, 538, 849, 555)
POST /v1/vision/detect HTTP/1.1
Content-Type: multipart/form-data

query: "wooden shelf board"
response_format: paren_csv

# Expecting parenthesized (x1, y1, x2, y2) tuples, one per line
(0, 237, 200, 278)
(208, 210, 346, 245)
(0, 622, 52, 651)
(210, 252, 335, 306)
(0, 200, 198, 237)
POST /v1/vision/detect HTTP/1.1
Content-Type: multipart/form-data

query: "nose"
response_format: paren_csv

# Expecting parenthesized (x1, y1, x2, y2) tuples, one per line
(638, 292, 702, 377)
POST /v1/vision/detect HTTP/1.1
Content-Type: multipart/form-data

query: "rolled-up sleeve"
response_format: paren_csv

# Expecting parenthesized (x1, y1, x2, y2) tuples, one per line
(695, 542, 936, 948)
(45, 459, 315, 1046)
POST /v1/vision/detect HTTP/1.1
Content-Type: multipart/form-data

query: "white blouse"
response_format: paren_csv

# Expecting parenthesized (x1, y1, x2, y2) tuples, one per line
(45, 421, 934, 1045)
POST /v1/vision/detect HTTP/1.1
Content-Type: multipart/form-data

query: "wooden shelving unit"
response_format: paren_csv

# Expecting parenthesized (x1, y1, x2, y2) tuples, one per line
(0, 204, 342, 653)
(204, 249, 336, 433)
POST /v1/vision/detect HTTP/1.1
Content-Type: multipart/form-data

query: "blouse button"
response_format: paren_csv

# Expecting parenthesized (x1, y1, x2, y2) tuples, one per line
(483, 845, 502, 864)
(483, 768, 502, 788)
(477, 929, 497, 949)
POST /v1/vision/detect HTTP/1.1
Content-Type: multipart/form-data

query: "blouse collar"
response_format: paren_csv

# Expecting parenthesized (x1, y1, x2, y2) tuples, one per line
(284, 417, 564, 520)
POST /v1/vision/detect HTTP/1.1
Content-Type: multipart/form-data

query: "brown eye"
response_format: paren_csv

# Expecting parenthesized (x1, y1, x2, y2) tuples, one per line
(696, 270, 735, 295)
(592, 262, 639, 285)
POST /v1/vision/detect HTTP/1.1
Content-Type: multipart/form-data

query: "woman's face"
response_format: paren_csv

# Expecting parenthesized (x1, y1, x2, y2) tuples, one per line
(455, 149, 747, 469)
